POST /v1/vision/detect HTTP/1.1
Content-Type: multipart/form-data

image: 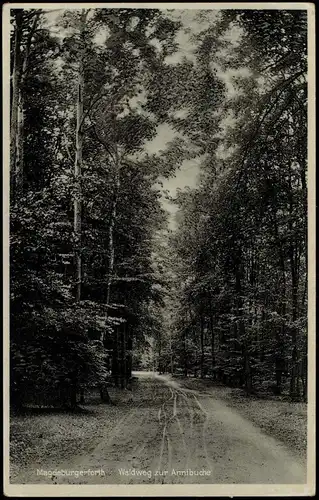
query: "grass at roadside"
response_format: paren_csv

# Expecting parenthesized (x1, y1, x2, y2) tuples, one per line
(10, 374, 307, 484)
(177, 377, 307, 459)
(10, 386, 135, 484)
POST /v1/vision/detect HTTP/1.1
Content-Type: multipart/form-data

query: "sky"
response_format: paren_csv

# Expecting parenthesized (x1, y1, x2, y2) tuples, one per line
(140, 9, 241, 227)
(44, 7, 240, 229)
(143, 10, 209, 223)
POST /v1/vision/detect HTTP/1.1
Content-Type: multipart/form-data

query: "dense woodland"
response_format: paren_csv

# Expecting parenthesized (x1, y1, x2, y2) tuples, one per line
(10, 8, 308, 409)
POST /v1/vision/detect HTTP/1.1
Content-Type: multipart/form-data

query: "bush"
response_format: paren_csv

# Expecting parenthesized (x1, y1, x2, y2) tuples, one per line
(10, 334, 109, 408)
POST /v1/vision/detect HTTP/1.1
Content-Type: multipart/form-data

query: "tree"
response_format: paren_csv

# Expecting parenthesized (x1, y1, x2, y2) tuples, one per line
(10, 9, 42, 201)
(10, 7, 181, 407)
(166, 9, 307, 400)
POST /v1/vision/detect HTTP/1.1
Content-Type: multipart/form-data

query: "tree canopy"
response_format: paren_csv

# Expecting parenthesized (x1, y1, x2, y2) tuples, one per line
(9, 8, 308, 407)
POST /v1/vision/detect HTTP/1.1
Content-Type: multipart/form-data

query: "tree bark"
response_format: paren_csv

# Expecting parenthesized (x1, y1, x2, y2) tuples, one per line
(183, 319, 188, 377)
(10, 10, 23, 201)
(15, 95, 24, 199)
(235, 248, 252, 395)
(169, 331, 173, 376)
(126, 327, 133, 385)
(270, 206, 287, 394)
(111, 333, 119, 388)
(288, 164, 301, 401)
(11, 11, 40, 202)
(120, 322, 127, 389)
(289, 244, 300, 400)
(106, 151, 120, 308)
(106, 148, 121, 395)
(74, 10, 87, 303)
(200, 312, 205, 379)
(208, 292, 215, 378)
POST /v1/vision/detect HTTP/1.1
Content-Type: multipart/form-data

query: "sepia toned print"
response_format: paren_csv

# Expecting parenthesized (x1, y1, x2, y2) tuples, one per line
(3, 2, 315, 497)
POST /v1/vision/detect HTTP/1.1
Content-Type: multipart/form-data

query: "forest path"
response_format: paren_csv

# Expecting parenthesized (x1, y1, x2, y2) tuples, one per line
(18, 372, 306, 485)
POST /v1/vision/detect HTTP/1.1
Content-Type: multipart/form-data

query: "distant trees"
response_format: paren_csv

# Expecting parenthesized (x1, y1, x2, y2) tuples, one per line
(9, 8, 308, 408)
(158, 10, 308, 401)
(10, 8, 180, 408)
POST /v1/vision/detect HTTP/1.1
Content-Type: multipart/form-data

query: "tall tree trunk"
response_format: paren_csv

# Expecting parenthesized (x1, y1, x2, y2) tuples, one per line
(106, 152, 120, 308)
(11, 11, 40, 202)
(158, 334, 162, 373)
(10, 10, 23, 201)
(169, 331, 173, 376)
(111, 333, 119, 388)
(208, 292, 215, 379)
(107, 158, 121, 391)
(289, 242, 300, 400)
(15, 95, 24, 199)
(276, 249, 286, 396)
(236, 249, 252, 395)
(243, 340, 252, 394)
(183, 318, 188, 377)
(117, 325, 120, 387)
(74, 10, 87, 303)
(71, 11, 88, 408)
(288, 167, 301, 401)
(120, 328, 124, 389)
(270, 206, 287, 394)
(120, 322, 127, 389)
(200, 312, 205, 379)
(127, 326, 133, 385)
(301, 354, 307, 402)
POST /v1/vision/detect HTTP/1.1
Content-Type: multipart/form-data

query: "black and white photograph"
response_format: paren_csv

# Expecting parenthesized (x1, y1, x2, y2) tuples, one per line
(3, 2, 315, 496)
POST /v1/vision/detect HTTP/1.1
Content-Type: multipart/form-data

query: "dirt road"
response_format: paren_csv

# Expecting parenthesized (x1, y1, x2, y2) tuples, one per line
(18, 372, 306, 484)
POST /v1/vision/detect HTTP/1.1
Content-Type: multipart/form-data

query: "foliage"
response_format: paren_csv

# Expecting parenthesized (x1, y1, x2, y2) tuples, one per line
(9, 8, 308, 406)
(10, 7, 180, 406)
(156, 10, 307, 401)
